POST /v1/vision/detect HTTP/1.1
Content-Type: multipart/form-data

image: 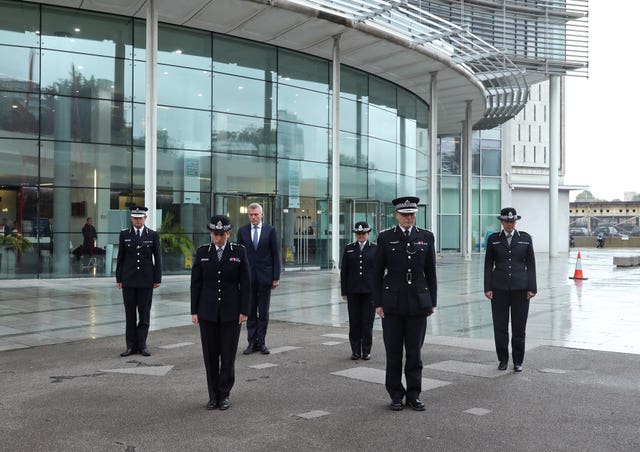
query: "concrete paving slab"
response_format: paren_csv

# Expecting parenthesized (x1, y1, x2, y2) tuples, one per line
(425, 360, 505, 378)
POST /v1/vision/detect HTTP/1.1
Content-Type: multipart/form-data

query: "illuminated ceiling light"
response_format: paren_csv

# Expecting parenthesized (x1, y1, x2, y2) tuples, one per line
(175, 49, 182, 54)
(238, 86, 244, 90)
(74, 28, 80, 32)
(197, 93, 203, 97)
(11, 105, 18, 109)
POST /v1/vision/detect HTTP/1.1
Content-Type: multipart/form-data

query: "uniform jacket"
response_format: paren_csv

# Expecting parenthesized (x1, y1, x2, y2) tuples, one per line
(82, 223, 97, 248)
(190, 242, 251, 323)
(372, 226, 437, 315)
(115, 226, 162, 288)
(236, 223, 281, 287)
(484, 229, 537, 292)
(340, 240, 377, 295)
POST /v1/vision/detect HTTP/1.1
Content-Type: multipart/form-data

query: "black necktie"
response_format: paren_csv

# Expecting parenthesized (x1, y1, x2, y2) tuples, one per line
(136, 229, 141, 238)
(217, 247, 223, 261)
(506, 233, 512, 247)
(404, 229, 410, 239)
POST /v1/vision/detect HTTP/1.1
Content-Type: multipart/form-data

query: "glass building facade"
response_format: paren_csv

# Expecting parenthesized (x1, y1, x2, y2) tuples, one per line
(0, 1, 436, 278)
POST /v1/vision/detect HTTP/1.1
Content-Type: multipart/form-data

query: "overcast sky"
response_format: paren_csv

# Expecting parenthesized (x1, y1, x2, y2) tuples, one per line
(564, 0, 640, 201)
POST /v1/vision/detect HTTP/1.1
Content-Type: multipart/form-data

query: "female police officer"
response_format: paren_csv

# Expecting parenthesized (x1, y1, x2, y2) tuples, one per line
(191, 215, 251, 411)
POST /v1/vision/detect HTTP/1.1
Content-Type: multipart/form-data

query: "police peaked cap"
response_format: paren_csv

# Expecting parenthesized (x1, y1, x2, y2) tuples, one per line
(392, 196, 419, 213)
(208, 215, 232, 232)
(498, 207, 521, 221)
(130, 206, 148, 218)
(352, 221, 372, 233)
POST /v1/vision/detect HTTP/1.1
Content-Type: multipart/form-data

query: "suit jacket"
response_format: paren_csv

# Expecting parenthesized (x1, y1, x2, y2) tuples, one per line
(115, 226, 162, 288)
(190, 242, 251, 323)
(340, 240, 377, 295)
(372, 226, 437, 316)
(484, 229, 537, 293)
(236, 223, 281, 287)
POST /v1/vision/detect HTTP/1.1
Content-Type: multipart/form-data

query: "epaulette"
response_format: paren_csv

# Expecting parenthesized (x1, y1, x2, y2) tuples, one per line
(121, 228, 129, 232)
(379, 226, 394, 233)
(348, 241, 357, 246)
(231, 242, 245, 248)
(198, 243, 210, 248)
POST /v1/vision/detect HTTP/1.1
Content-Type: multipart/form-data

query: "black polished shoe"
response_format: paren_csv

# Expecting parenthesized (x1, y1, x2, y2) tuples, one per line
(514, 364, 523, 372)
(390, 400, 403, 411)
(406, 399, 425, 411)
(498, 361, 508, 371)
(140, 348, 151, 357)
(243, 344, 255, 355)
(206, 400, 218, 410)
(259, 344, 270, 355)
(219, 398, 231, 411)
(350, 353, 361, 360)
(120, 349, 135, 357)
(362, 354, 371, 360)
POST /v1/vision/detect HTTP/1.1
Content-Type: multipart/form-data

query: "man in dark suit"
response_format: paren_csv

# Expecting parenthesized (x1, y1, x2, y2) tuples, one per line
(191, 215, 250, 411)
(115, 206, 162, 357)
(484, 207, 537, 372)
(340, 221, 377, 360)
(372, 196, 437, 412)
(237, 203, 281, 355)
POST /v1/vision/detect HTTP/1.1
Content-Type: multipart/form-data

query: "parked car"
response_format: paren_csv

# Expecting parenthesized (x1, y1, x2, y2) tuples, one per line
(593, 226, 620, 237)
(569, 227, 589, 236)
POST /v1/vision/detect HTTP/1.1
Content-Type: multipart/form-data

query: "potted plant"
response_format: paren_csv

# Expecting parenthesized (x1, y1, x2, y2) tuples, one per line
(0, 231, 33, 273)
(159, 212, 195, 271)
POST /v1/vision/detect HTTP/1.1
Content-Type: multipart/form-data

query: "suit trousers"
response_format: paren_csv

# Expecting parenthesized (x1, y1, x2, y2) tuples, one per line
(246, 284, 271, 346)
(381, 314, 427, 402)
(122, 287, 153, 350)
(199, 319, 241, 402)
(346, 293, 375, 355)
(491, 289, 530, 365)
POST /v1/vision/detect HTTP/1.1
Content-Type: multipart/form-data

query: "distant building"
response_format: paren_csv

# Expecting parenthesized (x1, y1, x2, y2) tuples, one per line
(570, 201, 640, 234)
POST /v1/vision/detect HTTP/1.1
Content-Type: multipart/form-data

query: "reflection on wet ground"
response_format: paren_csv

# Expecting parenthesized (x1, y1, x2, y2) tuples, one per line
(1, 248, 639, 354)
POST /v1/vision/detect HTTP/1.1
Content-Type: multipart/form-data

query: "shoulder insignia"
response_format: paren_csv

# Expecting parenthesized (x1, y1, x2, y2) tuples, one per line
(231, 242, 245, 248)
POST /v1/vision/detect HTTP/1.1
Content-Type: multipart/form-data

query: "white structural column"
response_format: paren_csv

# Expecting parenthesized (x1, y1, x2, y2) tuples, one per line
(330, 35, 341, 269)
(461, 100, 472, 260)
(144, 0, 158, 229)
(549, 75, 561, 256)
(429, 72, 438, 234)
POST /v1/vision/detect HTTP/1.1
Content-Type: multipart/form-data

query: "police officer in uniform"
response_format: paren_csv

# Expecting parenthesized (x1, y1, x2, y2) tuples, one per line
(116, 206, 162, 357)
(372, 197, 437, 411)
(191, 215, 250, 411)
(484, 207, 537, 372)
(340, 221, 377, 360)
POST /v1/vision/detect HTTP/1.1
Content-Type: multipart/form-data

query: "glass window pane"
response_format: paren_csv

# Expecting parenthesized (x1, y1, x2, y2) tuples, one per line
(157, 24, 211, 70)
(482, 138, 501, 149)
(0, 1, 39, 47)
(157, 190, 212, 239)
(441, 215, 460, 251)
(481, 215, 500, 249)
(369, 76, 396, 111)
(416, 150, 428, 177)
(472, 138, 480, 175)
(438, 136, 461, 174)
(398, 116, 417, 148)
(482, 149, 501, 176)
(397, 88, 416, 120)
(278, 49, 328, 92)
(441, 176, 461, 214)
(41, 50, 131, 101)
(0, 90, 39, 138)
(340, 66, 368, 102)
(481, 178, 501, 214)
(213, 35, 276, 80)
(157, 65, 211, 109)
(369, 138, 396, 172)
(0, 138, 38, 185)
(482, 127, 501, 140)
(339, 132, 367, 168)
(278, 85, 328, 127)
(277, 159, 328, 198)
(277, 122, 328, 163)
(340, 166, 367, 198)
(368, 170, 396, 202)
(369, 105, 397, 142)
(0, 46, 40, 91)
(41, 7, 133, 58)
(214, 153, 276, 193)
(417, 100, 429, 154)
(133, 104, 211, 151)
(339, 98, 368, 135)
(157, 149, 211, 194)
(472, 177, 480, 214)
(214, 113, 276, 157)
(397, 174, 417, 198)
(41, 95, 132, 145)
(214, 73, 275, 118)
(398, 146, 416, 176)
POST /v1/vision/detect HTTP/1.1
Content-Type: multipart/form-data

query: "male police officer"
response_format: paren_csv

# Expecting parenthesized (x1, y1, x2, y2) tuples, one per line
(484, 207, 537, 372)
(116, 206, 162, 357)
(372, 197, 437, 411)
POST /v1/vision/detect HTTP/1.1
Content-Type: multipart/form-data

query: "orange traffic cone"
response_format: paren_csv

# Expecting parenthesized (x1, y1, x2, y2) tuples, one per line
(569, 251, 588, 280)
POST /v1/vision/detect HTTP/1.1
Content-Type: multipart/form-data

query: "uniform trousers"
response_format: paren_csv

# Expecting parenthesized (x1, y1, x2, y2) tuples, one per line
(491, 289, 530, 365)
(199, 319, 241, 402)
(122, 287, 153, 350)
(381, 314, 427, 402)
(346, 293, 375, 356)
(246, 284, 271, 346)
